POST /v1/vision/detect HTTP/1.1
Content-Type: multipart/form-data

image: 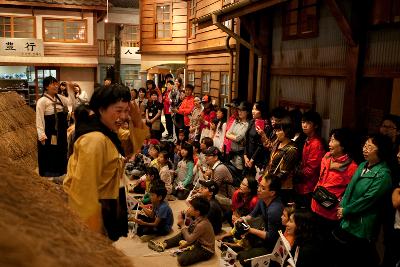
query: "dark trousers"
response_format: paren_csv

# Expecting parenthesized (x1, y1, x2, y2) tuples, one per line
(164, 114, 173, 136)
(332, 227, 380, 267)
(237, 247, 269, 267)
(165, 233, 214, 266)
(382, 228, 400, 267)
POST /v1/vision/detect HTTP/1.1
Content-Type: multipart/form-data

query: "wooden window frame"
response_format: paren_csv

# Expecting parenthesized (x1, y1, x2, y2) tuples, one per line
(121, 24, 140, 47)
(188, 19, 196, 39)
(187, 71, 195, 86)
(0, 15, 36, 38)
(154, 2, 173, 40)
(282, 0, 319, 40)
(219, 72, 229, 107)
(201, 71, 211, 93)
(43, 17, 87, 43)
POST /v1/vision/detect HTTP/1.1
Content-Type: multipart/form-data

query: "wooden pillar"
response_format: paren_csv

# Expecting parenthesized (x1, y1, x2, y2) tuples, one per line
(248, 40, 255, 102)
(342, 45, 360, 128)
(114, 24, 123, 84)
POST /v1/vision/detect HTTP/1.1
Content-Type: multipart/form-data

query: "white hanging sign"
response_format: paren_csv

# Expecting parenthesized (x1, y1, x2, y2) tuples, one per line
(0, 38, 44, 57)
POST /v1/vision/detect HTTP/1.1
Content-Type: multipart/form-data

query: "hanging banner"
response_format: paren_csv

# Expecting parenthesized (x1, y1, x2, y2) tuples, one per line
(0, 38, 44, 57)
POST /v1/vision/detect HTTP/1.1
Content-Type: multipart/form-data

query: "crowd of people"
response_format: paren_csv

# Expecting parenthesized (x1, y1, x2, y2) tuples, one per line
(35, 75, 400, 267)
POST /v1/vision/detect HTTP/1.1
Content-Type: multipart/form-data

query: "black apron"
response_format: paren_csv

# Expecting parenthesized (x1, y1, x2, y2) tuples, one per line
(37, 96, 68, 177)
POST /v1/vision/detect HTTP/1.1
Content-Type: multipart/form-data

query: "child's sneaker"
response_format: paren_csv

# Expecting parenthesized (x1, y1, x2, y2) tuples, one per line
(148, 240, 165, 252)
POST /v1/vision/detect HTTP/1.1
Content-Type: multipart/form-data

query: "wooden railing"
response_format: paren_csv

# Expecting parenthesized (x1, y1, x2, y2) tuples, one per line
(98, 39, 140, 57)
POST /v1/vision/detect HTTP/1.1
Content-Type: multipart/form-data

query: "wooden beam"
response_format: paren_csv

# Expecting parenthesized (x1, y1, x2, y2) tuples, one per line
(271, 67, 347, 77)
(212, 14, 261, 55)
(0, 0, 106, 10)
(364, 67, 400, 78)
(342, 45, 360, 128)
(325, 0, 357, 47)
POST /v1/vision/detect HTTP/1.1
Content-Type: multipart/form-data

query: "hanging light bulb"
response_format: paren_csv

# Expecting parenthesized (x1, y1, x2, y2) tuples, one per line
(105, 0, 109, 23)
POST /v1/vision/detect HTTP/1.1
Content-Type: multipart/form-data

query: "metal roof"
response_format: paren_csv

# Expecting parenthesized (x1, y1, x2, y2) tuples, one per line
(110, 0, 138, 8)
(0, 0, 107, 9)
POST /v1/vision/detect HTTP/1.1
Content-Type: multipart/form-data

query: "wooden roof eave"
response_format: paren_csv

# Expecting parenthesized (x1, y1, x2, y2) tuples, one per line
(196, 0, 287, 30)
(0, 0, 107, 11)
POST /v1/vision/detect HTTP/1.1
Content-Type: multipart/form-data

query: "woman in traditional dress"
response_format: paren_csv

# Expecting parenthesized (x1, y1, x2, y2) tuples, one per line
(36, 76, 70, 179)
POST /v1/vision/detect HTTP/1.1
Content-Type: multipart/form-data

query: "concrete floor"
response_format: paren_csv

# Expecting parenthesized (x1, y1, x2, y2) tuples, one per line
(114, 199, 225, 267)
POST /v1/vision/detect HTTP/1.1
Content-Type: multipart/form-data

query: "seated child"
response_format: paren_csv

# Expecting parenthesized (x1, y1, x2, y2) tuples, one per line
(173, 142, 194, 200)
(157, 150, 173, 196)
(148, 197, 215, 266)
(132, 180, 173, 238)
(133, 166, 161, 204)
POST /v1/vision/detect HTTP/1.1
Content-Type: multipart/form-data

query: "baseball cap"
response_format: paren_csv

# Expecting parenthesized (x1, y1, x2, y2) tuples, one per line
(204, 146, 220, 156)
(199, 179, 219, 196)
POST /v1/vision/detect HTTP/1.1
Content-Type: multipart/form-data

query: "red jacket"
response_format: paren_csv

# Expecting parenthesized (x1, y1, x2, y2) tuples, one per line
(178, 95, 194, 126)
(163, 89, 172, 115)
(311, 152, 358, 220)
(231, 189, 258, 215)
(296, 136, 325, 195)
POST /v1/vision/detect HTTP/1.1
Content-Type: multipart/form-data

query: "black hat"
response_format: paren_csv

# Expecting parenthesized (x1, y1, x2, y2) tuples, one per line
(199, 179, 219, 196)
(237, 101, 252, 111)
(204, 146, 220, 156)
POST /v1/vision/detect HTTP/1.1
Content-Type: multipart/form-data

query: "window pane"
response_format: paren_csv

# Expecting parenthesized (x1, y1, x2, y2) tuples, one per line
(163, 13, 170, 21)
(156, 7, 163, 20)
(14, 32, 34, 38)
(163, 5, 170, 13)
(300, 6, 317, 33)
(65, 21, 86, 41)
(44, 20, 64, 40)
(286, 11, 298, 24)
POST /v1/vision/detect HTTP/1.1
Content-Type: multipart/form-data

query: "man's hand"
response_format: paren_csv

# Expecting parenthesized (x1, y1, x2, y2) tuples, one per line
(337, 207, 343, 219)
(130, 101, 145, 129)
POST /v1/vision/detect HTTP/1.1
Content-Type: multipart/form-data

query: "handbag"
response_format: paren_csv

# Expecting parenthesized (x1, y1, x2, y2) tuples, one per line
(312, 186, 339, 209)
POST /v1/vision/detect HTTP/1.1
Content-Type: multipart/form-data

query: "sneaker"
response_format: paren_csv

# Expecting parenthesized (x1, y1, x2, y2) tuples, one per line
(148, 240, 165, 252)
(140, 234, 156, 242)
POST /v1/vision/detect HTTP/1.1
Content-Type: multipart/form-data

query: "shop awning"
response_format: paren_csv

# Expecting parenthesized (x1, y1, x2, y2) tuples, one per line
(196, 0, 287, 29)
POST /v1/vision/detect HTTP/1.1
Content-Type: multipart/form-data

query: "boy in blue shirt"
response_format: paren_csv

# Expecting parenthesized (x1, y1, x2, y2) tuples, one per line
(132, 180, 174, 238)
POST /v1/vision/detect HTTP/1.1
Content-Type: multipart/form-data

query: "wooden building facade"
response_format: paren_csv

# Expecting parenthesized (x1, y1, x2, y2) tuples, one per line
(0, 0, 106, 103)
(139, 0, 236, 107)
(196, 0, 400, 134)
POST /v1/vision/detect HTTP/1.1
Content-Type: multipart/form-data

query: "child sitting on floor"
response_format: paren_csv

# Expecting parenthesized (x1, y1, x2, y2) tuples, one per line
(132, 180, 174, 238)
(148, 196, 215, 266)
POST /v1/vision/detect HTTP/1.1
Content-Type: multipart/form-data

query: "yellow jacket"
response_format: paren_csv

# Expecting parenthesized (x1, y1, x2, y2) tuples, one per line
(64, 126, 148, 233)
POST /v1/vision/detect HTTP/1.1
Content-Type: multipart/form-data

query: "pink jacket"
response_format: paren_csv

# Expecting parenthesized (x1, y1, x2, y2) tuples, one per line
(311, 152, 358, 220)
(222, 115, 237, 154)
(296, 136, 325, 194)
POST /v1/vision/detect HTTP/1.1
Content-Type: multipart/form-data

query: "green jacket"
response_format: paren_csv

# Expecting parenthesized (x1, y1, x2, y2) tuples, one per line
(340, 161, 392, 240)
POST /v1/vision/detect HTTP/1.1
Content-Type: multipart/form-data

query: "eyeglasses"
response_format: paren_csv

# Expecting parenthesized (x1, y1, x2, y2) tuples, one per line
(363, 143, 377, 152)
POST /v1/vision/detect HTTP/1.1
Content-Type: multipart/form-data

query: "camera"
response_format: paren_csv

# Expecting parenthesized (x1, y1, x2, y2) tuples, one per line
(233, 221, 250, 240)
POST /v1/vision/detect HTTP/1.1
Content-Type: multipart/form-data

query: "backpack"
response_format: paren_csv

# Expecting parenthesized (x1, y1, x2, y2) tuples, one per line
(216, 161, 243, 188)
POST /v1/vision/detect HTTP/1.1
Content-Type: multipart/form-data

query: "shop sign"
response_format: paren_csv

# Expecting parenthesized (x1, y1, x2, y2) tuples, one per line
(0, 38, 44, 57)
(121, 47, 140, 60)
